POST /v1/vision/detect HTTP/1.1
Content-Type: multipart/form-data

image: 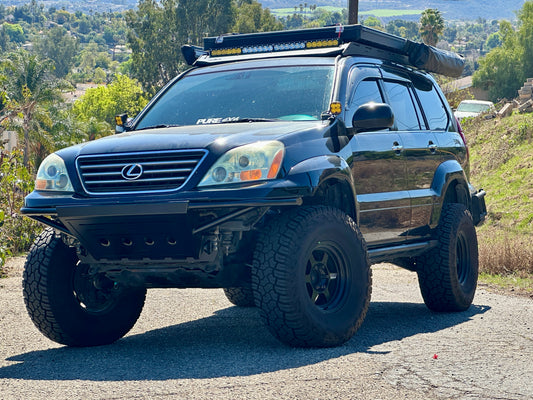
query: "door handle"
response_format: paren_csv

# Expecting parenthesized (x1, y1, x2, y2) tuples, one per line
(428, 141, 438, 153)
(392, 141, 403, 154)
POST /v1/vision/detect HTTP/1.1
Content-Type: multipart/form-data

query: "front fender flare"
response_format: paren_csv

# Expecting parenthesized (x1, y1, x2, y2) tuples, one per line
(287, 155, 358, 219)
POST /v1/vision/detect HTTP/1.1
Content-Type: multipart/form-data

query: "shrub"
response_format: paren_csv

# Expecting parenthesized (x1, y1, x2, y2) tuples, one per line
(478, 228, 533, 278)
(0, 150, 42, 275)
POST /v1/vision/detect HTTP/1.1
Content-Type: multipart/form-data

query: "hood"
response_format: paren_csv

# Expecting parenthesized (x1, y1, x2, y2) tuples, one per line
(454, 111, 479, 120)
(58, 121, 328, 158)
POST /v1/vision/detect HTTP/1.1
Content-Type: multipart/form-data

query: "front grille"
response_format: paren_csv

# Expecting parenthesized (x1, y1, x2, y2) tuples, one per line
(77, 150, 207, 194)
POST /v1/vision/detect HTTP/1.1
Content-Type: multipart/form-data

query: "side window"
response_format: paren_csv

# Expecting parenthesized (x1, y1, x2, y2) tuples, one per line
(351, 79, 384, 111)
(383, 81, 421, 131)
(414, 85, 449, 130)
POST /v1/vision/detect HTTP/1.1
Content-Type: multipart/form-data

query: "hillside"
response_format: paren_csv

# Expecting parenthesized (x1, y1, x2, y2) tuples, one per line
(263, 0, 524, 21)
(466, 113, 533, 235)
(463, 112, 533, 278)
(1, 0, 527, 21)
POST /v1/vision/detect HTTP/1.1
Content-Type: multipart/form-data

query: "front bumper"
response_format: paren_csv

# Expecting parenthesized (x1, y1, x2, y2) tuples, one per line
(21, 194, 302, 263)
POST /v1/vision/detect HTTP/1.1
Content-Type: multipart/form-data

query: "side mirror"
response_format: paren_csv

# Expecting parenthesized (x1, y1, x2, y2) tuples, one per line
(352, 102, 394, 133)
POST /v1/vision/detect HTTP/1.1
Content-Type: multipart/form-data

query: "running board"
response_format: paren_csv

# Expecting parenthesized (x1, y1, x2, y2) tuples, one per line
(368, 240, 438, 264)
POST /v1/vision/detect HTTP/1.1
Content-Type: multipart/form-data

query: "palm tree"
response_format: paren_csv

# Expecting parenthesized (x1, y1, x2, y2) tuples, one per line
(1, 50, 65, 169)
(419, 9, 445, 47)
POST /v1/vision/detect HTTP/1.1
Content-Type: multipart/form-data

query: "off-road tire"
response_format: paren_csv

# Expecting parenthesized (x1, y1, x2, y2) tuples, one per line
(252, 206, 371, 348)
(23, 228, 147, 347)
(417, 203, 479, 312)
(223, 286, 255, 307)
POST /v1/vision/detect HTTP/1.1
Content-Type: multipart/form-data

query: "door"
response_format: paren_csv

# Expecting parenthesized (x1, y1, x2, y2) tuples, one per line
(347, 76, 410, 246)
(381, 78, 442, 239)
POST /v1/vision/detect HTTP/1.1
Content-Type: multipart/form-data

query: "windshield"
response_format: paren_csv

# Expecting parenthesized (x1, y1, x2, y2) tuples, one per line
(135, 64, 335, 129)
(456, 102, 491, 113)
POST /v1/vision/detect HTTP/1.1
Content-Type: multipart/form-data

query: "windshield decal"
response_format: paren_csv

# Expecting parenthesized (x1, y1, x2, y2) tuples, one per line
(196, 117, 240, 125)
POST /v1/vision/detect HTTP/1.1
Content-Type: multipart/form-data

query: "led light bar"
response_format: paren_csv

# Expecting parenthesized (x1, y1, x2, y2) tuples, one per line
(209, 39, 340, 57)
(189, 24, 465, 77)
(211, 48, 242, 56)
(203, 26, 353, 57)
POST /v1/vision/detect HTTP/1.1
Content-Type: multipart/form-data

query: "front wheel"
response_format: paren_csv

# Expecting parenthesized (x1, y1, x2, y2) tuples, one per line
(223, 286, 255, 307)
(252, 206, 371, 348)
(23, 228, 146, 346)
(417, 203, 479, 312)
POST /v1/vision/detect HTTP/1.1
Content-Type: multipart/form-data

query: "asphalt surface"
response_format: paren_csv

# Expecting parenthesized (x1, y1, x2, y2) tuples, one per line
(1, 258, 532, 400)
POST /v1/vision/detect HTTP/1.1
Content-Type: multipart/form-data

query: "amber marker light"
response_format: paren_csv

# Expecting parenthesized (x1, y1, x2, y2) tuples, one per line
(330, 102, 342, 115)
(240, 169, 262, 181)
(267, 149, 284, 179)
(35, 180, 47, 190)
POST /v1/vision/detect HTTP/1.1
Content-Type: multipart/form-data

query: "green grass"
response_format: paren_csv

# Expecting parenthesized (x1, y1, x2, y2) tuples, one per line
(360, 9, 423, 18)
(465, 113, 533, 235)
(479, 272, 533, 296)
(270, 7, 344, 17)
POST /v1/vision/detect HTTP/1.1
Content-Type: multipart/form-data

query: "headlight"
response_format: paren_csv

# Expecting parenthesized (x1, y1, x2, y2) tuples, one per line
(199, 141, 284, 187)
(35, 153, 74, 192)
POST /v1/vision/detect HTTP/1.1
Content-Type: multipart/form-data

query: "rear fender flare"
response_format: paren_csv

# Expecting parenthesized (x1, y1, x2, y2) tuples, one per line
(431, 160, 470, 224)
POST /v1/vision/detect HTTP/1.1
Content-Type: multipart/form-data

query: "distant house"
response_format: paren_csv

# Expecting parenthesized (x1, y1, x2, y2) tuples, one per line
(2, 131, 18, 152)
(62, 83, 103, 104)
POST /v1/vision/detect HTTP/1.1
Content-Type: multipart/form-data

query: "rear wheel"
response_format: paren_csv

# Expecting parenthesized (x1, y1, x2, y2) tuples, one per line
(23, 228, 146, 346)
(417, 203, 479, 312)
(252, 206, 371, 348)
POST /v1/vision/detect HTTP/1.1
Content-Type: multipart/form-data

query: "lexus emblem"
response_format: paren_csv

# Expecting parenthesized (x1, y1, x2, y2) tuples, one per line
(121, 164, 144, 180)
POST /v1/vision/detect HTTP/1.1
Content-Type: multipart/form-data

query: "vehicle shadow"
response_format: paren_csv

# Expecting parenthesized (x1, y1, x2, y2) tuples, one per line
(0, 301, 490, 381)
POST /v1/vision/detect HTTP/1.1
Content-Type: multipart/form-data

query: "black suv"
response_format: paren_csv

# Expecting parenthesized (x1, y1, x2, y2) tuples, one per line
(21, 25, 486, 348)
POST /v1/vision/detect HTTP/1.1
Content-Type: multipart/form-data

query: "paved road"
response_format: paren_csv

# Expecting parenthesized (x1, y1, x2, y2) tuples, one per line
(1, 259, 532, 400)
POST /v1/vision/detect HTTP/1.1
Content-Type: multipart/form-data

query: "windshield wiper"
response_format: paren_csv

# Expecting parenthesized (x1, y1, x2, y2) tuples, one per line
(135, 124, 180, 131)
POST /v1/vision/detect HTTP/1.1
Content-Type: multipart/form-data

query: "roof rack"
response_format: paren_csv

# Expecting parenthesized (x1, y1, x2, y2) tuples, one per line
(181, 24, 465, 78)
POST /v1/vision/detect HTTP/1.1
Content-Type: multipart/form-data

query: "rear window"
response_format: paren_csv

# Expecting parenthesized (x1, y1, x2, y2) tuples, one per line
(415, 85, 449, 130)
(383, 81, 421, 131)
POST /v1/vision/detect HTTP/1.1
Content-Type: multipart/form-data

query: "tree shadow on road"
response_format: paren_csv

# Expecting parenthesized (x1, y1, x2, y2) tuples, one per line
(0, 301, 490, 381)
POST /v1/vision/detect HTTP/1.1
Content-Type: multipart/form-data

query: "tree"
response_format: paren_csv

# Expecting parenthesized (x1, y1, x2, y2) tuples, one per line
(71, 74, 148, 127)
(473, 21, 523, 101)
(34, 26, 78, 79)
(2, 23, 25, 44)
(473, 1, 533, 101)
(233, 2, 282, 33)
(517, 1, 533, 79)
(419, 9, 444, 47)
(0, 50, 66, 168)
(125, 0, 276, 94)
(386, 20, 420, 41)
(125, 0, 183, 94)
(361, 16, 384, 31)
(485, 32, 502, 51)
(176, 0, 235, 45)
(0, 26, 10, 52)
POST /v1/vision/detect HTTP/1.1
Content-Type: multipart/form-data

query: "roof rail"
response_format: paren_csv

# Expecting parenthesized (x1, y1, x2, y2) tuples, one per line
(181, 24, 465, 77)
